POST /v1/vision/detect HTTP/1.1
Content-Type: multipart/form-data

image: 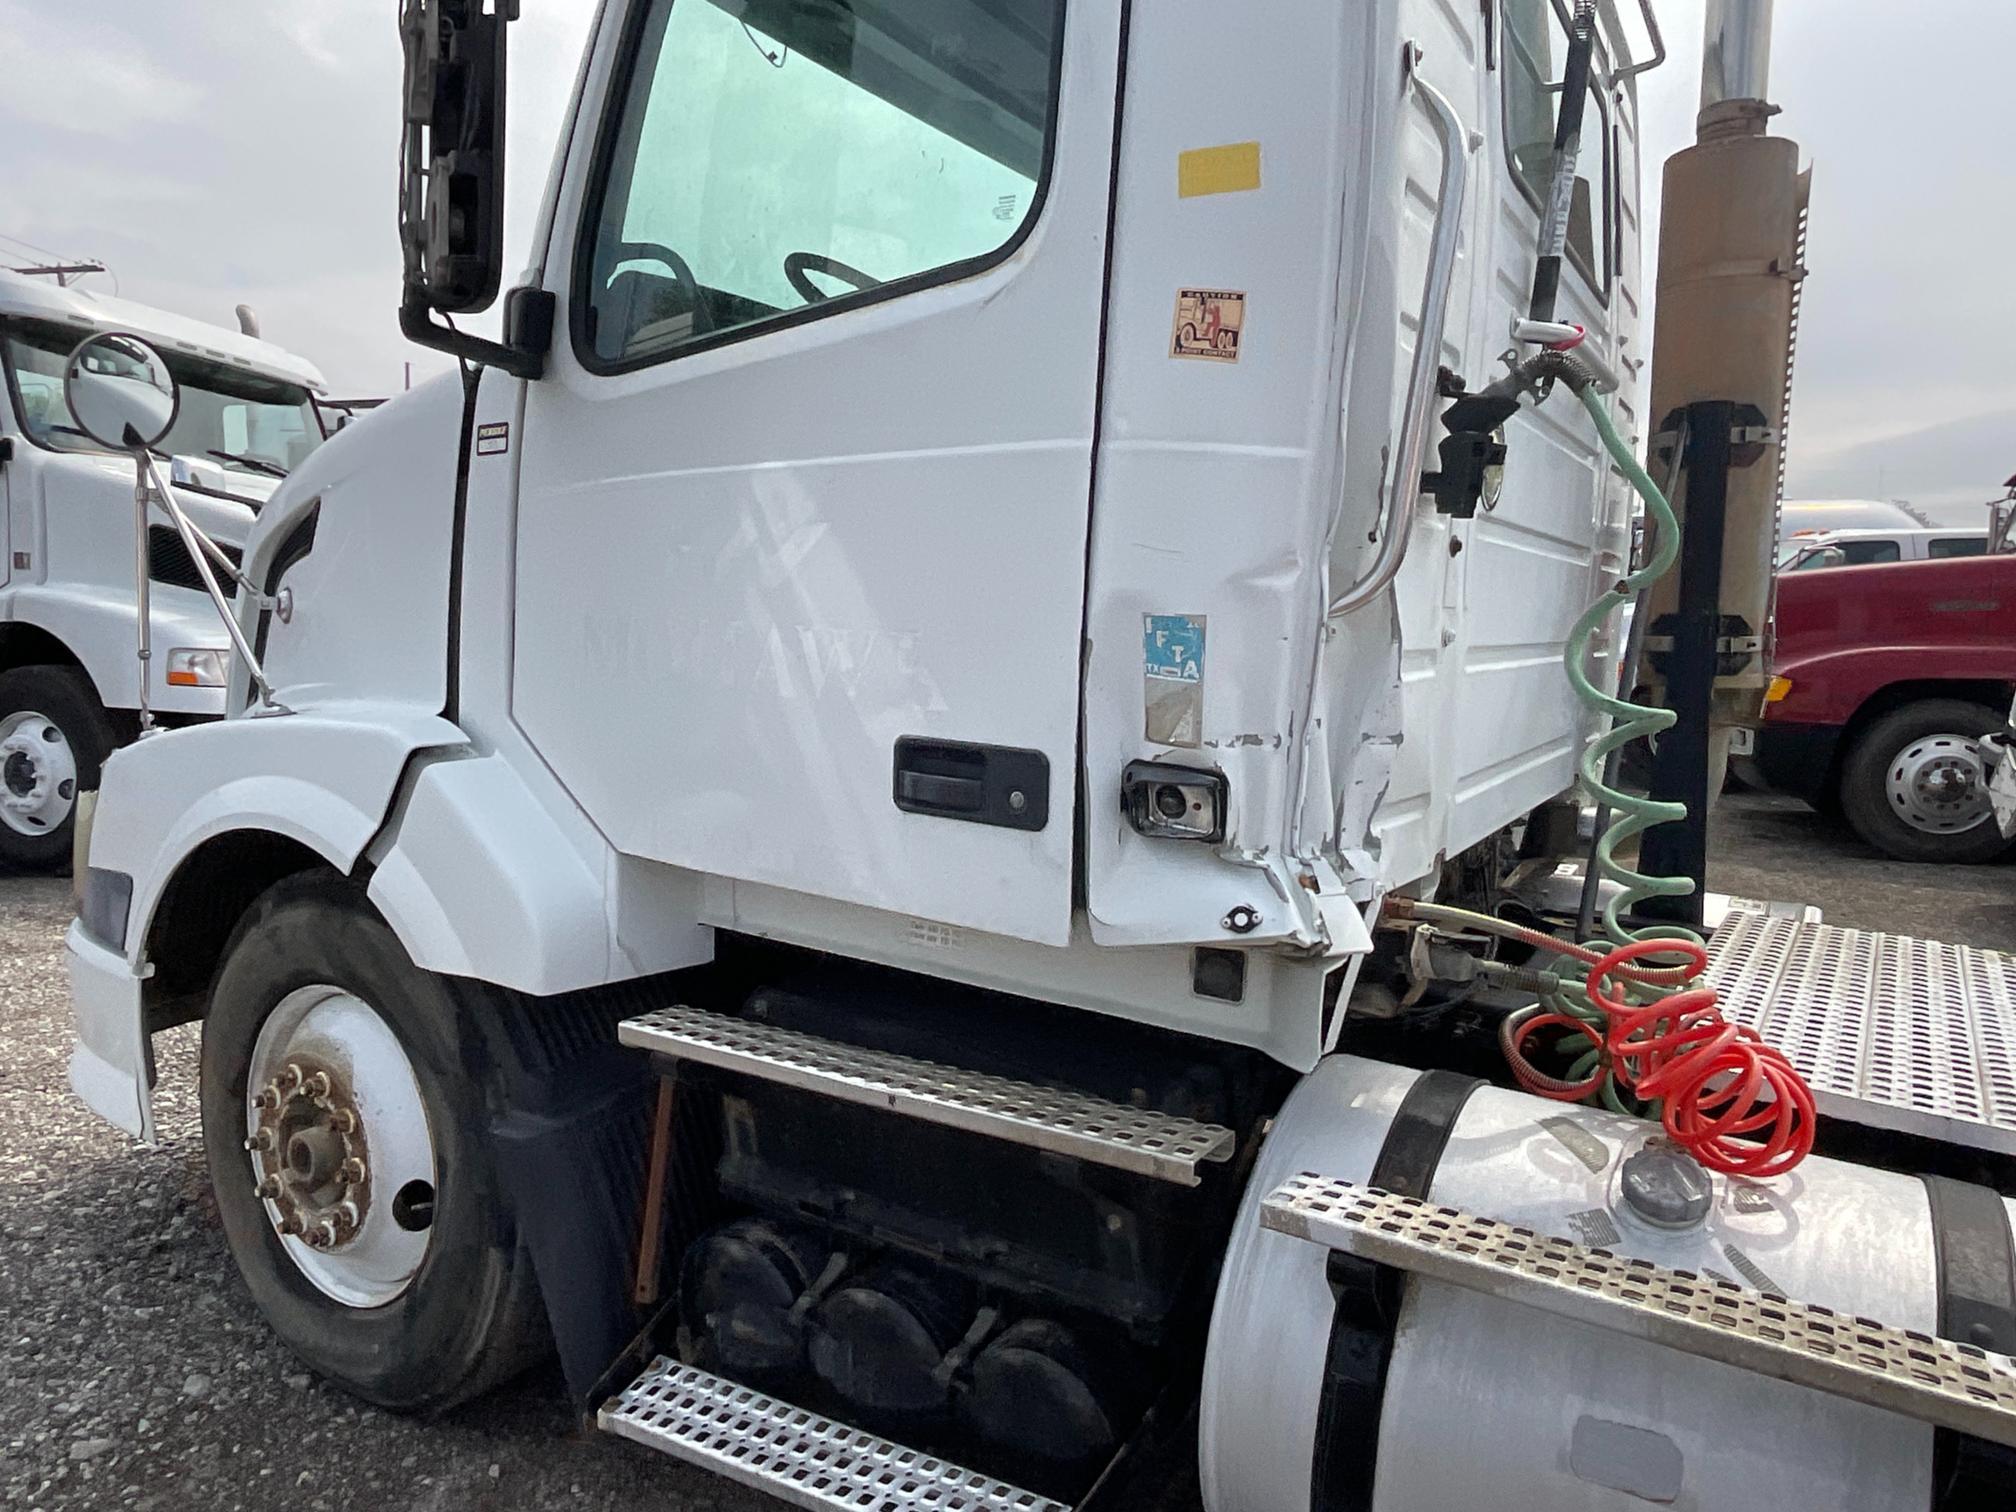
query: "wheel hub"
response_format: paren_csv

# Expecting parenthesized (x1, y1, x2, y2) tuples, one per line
(247, 1058, 371, 1251)
(0, 711, 76, 835)
(245, 986, 437, 1308)
(1886, 732, 1991, 836)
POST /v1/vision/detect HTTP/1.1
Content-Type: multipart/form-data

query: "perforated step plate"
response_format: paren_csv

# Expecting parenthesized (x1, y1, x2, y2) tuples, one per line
(1261, 1175, 2016, 1449)
(600, 1358, 1070, 1512)
(619, 1006, 1236, 1185)
(1705, 910, 2016, 1156)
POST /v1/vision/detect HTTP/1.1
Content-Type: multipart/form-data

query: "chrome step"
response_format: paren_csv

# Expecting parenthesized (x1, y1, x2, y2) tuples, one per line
(619, 1005, 1236, 1186)
(1261, 1175, 2016, 1449)
(1704, 910, 2016, 1155)
(599, 1358, 1069, 1512)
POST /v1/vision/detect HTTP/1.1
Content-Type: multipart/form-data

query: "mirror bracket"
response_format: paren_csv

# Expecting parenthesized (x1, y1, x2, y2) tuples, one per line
(398, 286, 552, 380)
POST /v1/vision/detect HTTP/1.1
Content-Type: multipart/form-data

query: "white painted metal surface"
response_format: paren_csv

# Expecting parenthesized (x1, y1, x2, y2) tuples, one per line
(619, 1004, 1235, 1184)
(510, 5, 1123, 948)
(600, 1358, 1068, 1512)
(1706, 909, 2016, 1155)
(1261, 1175, 2016, 1448)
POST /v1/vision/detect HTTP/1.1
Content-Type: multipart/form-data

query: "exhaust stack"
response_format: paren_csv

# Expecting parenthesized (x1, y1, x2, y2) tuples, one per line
(1639, 0, 1809, 718)
(1701, 0, 1775, 112)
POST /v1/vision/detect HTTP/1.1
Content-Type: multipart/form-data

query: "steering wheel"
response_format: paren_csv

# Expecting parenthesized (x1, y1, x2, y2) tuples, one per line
(604, 240, 712, 334)
(784, 251, 881, 305)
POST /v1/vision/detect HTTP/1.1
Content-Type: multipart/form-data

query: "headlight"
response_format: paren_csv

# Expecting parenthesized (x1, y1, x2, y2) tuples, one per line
(165, 647, 229, 688)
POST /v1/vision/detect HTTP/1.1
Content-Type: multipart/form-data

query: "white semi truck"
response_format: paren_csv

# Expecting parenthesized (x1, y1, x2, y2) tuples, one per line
(62, 2, 2016, 1509)
(0, 266, 327, 866)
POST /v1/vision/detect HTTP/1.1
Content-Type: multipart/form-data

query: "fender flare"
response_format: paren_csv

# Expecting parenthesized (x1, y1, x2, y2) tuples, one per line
(89, 706, 469, 966)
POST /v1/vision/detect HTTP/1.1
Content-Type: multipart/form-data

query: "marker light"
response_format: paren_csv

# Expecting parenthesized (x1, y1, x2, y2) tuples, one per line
(165, 647, 229, 688)
(1764, 675, 1794, 704)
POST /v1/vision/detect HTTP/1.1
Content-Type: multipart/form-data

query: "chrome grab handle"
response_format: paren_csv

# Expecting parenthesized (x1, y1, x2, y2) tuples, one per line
(1330, 46, 1471, 620)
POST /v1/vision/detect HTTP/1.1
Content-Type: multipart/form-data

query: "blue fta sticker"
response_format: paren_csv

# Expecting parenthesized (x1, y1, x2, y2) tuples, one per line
(1143, 615, 1206, 747)
(1144, 615, 1206, 683)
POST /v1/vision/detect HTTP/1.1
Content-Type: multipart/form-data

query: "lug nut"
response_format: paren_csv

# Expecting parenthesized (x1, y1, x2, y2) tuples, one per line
(306, 1071, 332, 1100)
(244, 1129, 275, 1153)
(278, 1214, 303, 1237)
(329, 1108, 357, 1135)
(339, 1158, 367, 1185)
(256, 1175, 283, 1200)
(283, 1063, 306, 1091)
(253, 1085, 281, 1111)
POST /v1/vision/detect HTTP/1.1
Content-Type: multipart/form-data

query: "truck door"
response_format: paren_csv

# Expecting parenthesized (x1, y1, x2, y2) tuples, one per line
(514, 0, 1118, 945)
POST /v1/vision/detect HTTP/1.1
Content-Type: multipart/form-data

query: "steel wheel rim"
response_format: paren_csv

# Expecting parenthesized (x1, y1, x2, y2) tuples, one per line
(1885, 731, 1991, 836)
(244, 985, 437, 1308)
(0, 709, 77, 837)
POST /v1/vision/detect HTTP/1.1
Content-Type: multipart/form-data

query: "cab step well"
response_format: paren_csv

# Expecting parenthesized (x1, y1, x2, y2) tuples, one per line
(618, 1005, 1236, 1186)
(598, 1358, 1070, 1512)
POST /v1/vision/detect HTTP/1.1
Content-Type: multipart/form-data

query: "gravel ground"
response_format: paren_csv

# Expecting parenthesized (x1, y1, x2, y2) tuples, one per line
(0, 794, 2007, 1509)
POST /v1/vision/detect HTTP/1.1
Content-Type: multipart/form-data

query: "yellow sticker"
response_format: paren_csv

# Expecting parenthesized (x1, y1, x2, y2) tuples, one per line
(1171, 290, 1246, 363)
(1178, 142, 1262, 199)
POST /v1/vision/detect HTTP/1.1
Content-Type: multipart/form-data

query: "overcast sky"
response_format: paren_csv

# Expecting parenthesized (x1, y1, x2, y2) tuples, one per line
(2, 0, 2008, 526)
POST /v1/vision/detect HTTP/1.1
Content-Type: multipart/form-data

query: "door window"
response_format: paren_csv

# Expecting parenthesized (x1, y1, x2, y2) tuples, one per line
(1502, 0, 1612, 294)
(1928, 536, 1987, 559)
(578, 0, 1066, 370)
(1839, 539, 1902, 566)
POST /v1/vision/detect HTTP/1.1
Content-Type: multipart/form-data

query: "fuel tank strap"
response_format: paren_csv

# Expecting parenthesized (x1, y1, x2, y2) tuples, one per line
(1926, 1174, 2016, 1510)
(1310, 1070, 1481, 1512)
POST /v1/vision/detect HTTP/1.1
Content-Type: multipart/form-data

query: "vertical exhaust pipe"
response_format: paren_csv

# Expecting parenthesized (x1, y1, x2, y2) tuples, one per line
(1631, 0, 1810, 913)
(1700, 0, 1775, 113)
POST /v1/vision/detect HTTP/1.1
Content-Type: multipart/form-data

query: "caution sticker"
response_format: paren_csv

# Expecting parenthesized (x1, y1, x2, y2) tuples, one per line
(475, 421, 510, 456)
(1171, 290, 1245, 363)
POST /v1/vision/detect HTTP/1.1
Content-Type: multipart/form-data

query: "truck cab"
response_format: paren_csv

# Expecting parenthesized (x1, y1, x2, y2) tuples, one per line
(1750, 552, 2016, 862)
(0, 268, 329, 865)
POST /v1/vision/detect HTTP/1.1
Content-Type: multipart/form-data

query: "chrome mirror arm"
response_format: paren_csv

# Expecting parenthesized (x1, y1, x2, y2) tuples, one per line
(137, 454, 290, 716)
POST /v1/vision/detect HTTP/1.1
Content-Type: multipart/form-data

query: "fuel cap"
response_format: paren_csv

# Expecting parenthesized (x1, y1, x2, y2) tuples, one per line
(1618, 1142, 1713, 1230)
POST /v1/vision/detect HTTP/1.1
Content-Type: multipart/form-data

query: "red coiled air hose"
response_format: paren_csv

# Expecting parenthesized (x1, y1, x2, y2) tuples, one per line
(1584, 939, 1817, 1178)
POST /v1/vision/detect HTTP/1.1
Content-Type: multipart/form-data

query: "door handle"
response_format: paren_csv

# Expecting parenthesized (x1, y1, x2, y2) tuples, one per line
(893, 738, 1049, 833)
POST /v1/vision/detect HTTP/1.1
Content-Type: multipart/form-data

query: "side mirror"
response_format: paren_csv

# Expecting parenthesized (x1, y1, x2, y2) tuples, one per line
(399, 0, 512, 315)
(63, 334, 180, 453)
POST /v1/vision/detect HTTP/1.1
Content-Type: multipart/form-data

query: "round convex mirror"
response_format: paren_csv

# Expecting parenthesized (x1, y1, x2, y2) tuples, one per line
(63, 333, 180, 452)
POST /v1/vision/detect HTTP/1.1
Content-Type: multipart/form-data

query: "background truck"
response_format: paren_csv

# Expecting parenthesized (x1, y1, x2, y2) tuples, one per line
(0, 266, 328, 867)
(1746, 552, 2016, 862)
(56, 2, 2016, 1510)
(1775, 524, 1990, 572)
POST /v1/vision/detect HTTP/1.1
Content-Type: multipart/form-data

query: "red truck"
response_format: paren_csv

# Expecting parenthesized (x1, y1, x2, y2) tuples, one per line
(1747, 552, 2016, 863)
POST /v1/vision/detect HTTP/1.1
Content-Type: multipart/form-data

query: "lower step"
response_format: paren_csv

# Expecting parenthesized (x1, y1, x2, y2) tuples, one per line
(619, 1004, 1236, 1185)
(599, 1358, 1070, 1512)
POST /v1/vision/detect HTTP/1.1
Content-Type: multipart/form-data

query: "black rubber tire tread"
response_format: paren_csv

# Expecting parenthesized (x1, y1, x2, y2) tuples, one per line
(200, 872, 551, 1413)
(1839, 698, 2016, 864)
(0, 664, 116, 872)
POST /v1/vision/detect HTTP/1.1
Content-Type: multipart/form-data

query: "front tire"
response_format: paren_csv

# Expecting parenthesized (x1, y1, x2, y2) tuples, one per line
(0, 664, 115, 872)
(200, 875, 550, 1412)
(1839, 698, 2014, 864)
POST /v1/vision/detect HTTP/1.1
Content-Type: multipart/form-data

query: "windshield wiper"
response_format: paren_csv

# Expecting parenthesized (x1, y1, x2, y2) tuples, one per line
(207, 448, 288, 479)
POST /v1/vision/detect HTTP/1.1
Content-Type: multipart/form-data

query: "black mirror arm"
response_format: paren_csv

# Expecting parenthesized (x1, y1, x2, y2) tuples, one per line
(400, 288, 553, 381)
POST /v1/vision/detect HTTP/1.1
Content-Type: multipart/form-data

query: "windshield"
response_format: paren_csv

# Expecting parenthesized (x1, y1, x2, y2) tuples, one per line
(4, 318, 322, 477)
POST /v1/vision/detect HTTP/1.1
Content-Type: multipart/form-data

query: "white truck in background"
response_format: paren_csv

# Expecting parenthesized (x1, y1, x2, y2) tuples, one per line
(0, 267, 328, 866)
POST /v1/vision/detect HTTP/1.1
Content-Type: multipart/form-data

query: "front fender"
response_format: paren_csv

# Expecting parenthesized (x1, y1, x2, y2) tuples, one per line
(88, 703, 468, 964)
(1769, 646, 2016, 728)
(366, 753, 712, 995)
